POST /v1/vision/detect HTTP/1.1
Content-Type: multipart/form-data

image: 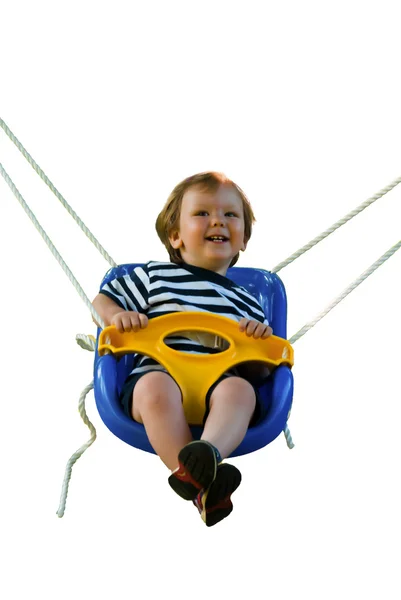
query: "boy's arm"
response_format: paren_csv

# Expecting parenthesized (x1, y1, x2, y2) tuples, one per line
(91, 293, 125, 328)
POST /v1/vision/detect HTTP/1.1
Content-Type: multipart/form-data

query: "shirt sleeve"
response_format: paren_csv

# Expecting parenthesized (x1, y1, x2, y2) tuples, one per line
(99, 264, 150, 313)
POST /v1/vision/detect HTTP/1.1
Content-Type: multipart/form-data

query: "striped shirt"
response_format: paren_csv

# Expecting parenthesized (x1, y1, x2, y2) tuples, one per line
(100, 261, 269, 377)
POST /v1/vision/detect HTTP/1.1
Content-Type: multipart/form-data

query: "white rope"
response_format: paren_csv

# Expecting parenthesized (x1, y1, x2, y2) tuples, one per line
(272, 176, 401, 273)
(0, 163, 105, 330)
(0, 162, 103, 515)
(56, 379, 97, 518)
(282, 239, 401, 448)
(288, 240, 401, 345)
(273, 176, 401, 447)
(284, 425, 294, 449)
(0, 118, 117, 268)
(76, 333, 97, 351)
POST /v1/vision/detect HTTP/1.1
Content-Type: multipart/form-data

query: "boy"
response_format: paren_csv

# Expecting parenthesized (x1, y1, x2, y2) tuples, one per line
(92, 172, 272, 526)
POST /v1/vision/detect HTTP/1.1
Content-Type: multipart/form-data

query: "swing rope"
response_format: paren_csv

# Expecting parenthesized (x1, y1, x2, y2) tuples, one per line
(0, 161, 100, 517)
(56, 381, 97, 518)
(289, 240, 401, 345)
(271, 176, 401, 274)
(0, 118, 117, 269)
(0, 163, 105, 330)
(1, 118, 399, 516)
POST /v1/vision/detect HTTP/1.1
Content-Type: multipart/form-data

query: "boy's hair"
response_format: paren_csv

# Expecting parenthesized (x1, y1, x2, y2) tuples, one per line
(155, 171, 256, 268)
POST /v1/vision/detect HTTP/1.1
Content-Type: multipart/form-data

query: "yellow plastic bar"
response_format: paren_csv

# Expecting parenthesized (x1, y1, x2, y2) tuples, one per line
(98, 312, 294, 425)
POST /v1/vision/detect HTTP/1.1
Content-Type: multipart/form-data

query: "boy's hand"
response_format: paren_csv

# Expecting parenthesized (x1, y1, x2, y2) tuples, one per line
(111, 311, 148, 333)
(238, 318, 273, 339)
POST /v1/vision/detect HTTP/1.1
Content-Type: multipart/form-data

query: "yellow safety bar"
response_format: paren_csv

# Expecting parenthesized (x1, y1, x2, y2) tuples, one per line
(98, 312, 294, 424)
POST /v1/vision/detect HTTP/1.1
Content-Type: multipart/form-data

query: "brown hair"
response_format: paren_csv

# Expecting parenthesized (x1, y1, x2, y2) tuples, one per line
(155, 171, 256, 267)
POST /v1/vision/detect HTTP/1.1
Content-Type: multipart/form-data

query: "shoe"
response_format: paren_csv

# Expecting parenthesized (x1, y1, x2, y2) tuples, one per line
(168, 440, 219, 501)
(194, 463, 242, 527)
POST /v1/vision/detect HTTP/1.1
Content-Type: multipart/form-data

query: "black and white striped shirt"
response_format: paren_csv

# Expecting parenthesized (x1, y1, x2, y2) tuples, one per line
(100, 261, 269, 376)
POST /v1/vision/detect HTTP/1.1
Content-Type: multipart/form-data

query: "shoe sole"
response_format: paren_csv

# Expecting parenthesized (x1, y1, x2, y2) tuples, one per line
(168, 441, 218, 501)
(202, 463, 242, 527)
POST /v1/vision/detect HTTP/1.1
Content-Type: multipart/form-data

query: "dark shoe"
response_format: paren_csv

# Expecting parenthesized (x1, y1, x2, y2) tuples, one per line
(168, 440, 219, 501)
(194, 463, 242, 527)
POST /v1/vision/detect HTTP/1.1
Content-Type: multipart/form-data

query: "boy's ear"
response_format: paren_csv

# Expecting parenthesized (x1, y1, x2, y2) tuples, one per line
(169, 230, 183, 249)
(241, 238, 248, 252)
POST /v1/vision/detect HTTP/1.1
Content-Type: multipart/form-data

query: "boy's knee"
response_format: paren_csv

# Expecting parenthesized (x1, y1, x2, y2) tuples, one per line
(134, 371, 182, 412)
(209, 376, 256, 410)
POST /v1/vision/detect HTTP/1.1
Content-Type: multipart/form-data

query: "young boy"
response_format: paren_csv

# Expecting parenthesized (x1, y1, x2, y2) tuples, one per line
(92, 172, 272, 526)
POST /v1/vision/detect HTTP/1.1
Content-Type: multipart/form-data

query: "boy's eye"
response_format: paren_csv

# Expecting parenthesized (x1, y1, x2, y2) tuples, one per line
(194, 211, 238, 217)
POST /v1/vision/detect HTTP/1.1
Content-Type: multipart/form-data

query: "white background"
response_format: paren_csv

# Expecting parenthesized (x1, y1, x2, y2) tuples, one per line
(1, 1, 400, 599)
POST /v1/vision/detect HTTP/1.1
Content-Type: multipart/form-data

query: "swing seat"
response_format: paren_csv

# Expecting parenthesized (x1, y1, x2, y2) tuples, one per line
(93, 264, 294, 457)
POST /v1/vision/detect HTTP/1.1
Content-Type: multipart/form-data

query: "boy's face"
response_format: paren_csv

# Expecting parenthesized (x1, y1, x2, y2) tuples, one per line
(169, 184, 247, 275)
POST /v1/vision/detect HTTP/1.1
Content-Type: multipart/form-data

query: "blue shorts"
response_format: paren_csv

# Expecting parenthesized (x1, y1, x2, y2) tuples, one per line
(119, 370, 265, 427)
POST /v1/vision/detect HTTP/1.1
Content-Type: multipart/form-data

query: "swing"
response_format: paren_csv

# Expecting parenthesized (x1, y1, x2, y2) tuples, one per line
(1, 117, 400, 518)
(94, 264, 294, 456)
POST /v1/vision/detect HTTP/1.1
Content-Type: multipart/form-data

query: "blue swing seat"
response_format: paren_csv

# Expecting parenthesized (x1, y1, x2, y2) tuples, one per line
(93, 264, 294, 457)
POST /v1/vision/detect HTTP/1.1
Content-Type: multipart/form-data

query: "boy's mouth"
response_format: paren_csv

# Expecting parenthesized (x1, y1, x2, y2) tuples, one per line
(205, 235, 229, 243)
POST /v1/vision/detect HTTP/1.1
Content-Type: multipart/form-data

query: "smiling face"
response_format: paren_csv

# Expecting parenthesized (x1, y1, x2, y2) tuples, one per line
(169, 184, 247, 275)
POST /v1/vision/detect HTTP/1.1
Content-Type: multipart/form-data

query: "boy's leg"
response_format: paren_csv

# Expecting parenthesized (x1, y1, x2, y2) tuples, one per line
(201, 376, 256, 459)
(132, 371, 192, 471)
(168, 375, 255, 502)
(189, 377, 256, 525)
(133, 371, 219, 499)
(132, 371, 255, 513)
